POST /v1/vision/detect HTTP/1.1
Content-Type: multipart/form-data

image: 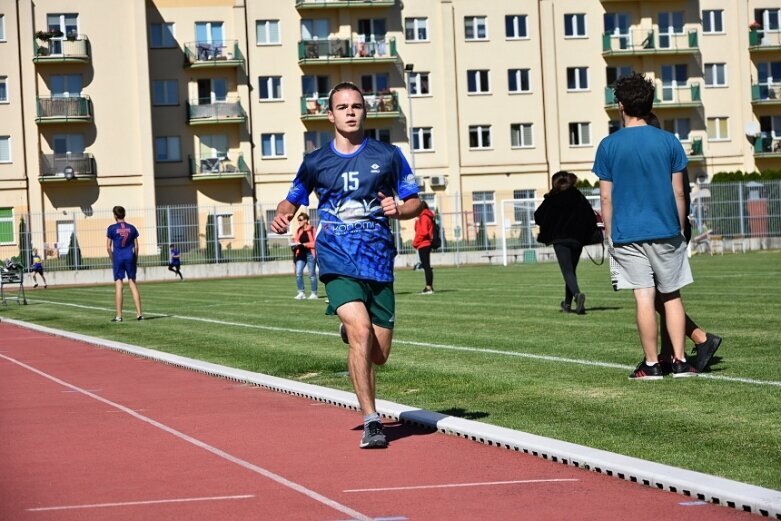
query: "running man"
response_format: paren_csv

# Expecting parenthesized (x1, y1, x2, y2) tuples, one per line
(168, 244, 183, 280)
(31, 249, 47, 288)
(271, 82, 422, 448)
(106, 206, 143, 322)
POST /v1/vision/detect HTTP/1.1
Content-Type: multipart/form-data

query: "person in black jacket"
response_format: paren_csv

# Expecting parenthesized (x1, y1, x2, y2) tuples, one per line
(534, 171, 597, 314)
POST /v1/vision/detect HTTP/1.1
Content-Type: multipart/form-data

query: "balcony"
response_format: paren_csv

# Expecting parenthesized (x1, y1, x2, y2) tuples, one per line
(602, 29, 698, 56)
(189, 154, 250, 181)
(187, 96, 246, 125)
(295, 0, 395, 9)
(184, 40, 245, 68)
(298, 37, 397, 65)
(749, 29, 781, 52)
(39, 153, 95, 182)
(754, 136, 781, 158)
(655, 83, 702, 109)
(688, 137, 704, 163)
(751, 84, 781, 105)
(33, 34, 91, 64)
(35, 96, 93, 124)
(300, 91, 400, 120)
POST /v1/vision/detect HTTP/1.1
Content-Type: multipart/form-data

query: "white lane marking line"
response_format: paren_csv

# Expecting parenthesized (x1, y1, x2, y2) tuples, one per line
(679, 501, 709, 506)
(23, 299, 781, 388)
(0, 354, 373, 521)
(28, 494, 255, 512)
(344, 478, 579, 493)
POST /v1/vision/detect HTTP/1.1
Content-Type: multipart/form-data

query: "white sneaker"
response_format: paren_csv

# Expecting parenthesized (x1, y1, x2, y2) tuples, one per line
(308, 293, 318, 300)
(295, 292, 306, 300)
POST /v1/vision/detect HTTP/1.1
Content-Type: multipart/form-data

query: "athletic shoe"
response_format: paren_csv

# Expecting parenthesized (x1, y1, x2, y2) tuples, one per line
(692, 333, 722, 372)
(308, 293, 318, 300)
(419, 288, 434, 295)
(671, 359, 698, 378)
(360, 421, 388, 449)
(339, 323, 349, 344)
(33, 283, 38, 288)
(629, 360, 663, 381)
(136, 315, 145, 321)
(560, 301, 572, 313)
(574, 293, 586, 315)
(111, 316, 123, 323)
(294, 292, 305, 300)
(44, 285, 48, 288)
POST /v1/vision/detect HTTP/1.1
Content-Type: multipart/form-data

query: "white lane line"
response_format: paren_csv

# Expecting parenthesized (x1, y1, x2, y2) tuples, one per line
(344, 478, 579, 493)
(23, 299, 781, 388)
(679, 501, 709, 507)
(28, 494, 255, 512)
(1, 354, 373, 521)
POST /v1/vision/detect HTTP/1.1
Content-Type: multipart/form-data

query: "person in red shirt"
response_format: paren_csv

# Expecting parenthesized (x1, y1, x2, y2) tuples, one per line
(412, 201, 435, 294)
(292, 212, 318, 299)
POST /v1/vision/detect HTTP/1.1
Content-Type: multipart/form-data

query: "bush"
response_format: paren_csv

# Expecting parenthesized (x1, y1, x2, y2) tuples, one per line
(205, 214, 221, 262)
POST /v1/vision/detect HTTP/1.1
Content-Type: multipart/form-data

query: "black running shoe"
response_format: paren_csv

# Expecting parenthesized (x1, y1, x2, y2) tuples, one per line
(360, 420, 388, 449)
(629, 360, 663, 381)
(339, 323, 349, 344)
(574, 293, 586, 315)
(692, 334, 722, 372)
(560, 301, 572, 313)
(137, 315, 145, 321)
(671, 359, 698, 378)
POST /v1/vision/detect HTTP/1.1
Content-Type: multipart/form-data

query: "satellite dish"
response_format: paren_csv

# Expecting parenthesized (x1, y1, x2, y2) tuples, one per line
(744, 122, 760, 137)
(63, 166, 75, 181)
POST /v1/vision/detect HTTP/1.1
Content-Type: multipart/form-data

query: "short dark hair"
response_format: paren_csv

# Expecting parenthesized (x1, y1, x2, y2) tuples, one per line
(112, 206, 125, 219)
(328, 82, 365, 111)
(613, 72, 654, 118)
(549, 171, 577, 195)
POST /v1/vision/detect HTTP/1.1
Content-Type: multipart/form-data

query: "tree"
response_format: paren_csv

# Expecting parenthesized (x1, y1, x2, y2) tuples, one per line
(18, 216, 33, 270)
(253, 217, 268, 261)
(205, 214, 221, 263)
(66, 232, 82, 270)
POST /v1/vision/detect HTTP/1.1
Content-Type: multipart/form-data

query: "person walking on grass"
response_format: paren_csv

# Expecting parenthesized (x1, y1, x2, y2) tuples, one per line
(106, 206, 143, 322)
(593, 72, 696, 380)
(168, 244, 183, 280)
(31, 248, 48, 289)
(271, 82, 422, 448)
(534, 171, 597, 315)
(292, 212, 318, 300)
(412, 201, 435, 295)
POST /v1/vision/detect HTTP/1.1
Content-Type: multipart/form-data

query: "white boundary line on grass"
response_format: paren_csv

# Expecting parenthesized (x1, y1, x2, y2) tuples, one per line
(2, 317, 780, 520)
(21, 299, 781, 388)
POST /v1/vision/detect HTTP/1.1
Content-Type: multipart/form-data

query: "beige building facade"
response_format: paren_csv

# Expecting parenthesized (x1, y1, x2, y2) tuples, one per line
(0, 0, 779, 260)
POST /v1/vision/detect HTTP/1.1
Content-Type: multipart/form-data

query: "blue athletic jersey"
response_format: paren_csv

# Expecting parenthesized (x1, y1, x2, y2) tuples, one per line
(592, 125, 687, 245)
(106, 222, 139, 259)
(285, 138, 419, 282)
(169, 248, 180, 265)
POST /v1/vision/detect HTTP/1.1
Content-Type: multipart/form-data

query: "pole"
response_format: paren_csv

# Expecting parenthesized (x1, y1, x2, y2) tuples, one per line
(405, 68, 417, 173)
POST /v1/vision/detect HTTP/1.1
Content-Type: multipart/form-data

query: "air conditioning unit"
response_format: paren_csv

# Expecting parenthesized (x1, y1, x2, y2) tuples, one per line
(429, 176, 448, 188)
(414, 176, 426, 189)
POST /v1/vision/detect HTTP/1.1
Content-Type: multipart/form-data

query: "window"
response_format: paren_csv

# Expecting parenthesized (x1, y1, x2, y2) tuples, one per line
(405, 18, 428, 41)
(256, 20, 280, 45)
(513, 189, 535, 223)
(604, 12, 630, 49)
(661, 64, 688, 102)
(259, 76, 282, 100)
(152, 80, 178, 105)
(47, 13, 77, 46)
(465, 16, 487, 40)
(150, 23, 175, 48)
(704, 64, 726, 87)
(755, 9, 780, 31)
(658, 11, 684, 48)
(511, 123, 533, 148)
(195, 21, 223, 44)
(508, 69, 531, 93)
(606, 66, 632, 86)
(365, 129, 390, 144)
(357, 18, 386, 42)
(302, 75, 330, 98)
(154, 136, 180, 162)
(261, 133, 285, 157)
(0, 136, 10, 162)
(0, 14, 5, 41)
(408, 72, 430, 96)
(360, 73, 389, 94)
(663, 118, 691, 141)
(564, 14, 586, 37)
(569, 122, 591, 146)
(301, 19, 329, 40)
(53, 134, 85, 155)
(467, 70, 490, 94)
(505, 15, 527, 39)
(567, 67, 589, 91)
(411, 127, 433, 151)
(0, 77, 7, 102)
(199, 135, 228, 160)
(0, 208, 13, 244)
(472, 191, 495, 225)
(707, 117, 729, 141)
(758, 61, 781, 84)
(468, 125, 492, 149)
(608, 120, 621, 135)
(216, 214, 233, 238)
(304, 131, 331, 153)
(51, 74, 82, 97)
(702, 10, 723, 34)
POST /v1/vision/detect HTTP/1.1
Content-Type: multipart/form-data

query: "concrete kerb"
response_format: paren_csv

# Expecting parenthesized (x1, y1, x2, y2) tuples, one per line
(5, 317, 780, 519)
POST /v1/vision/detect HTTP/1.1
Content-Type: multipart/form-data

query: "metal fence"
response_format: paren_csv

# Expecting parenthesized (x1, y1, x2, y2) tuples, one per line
(3, 181, 779, 272)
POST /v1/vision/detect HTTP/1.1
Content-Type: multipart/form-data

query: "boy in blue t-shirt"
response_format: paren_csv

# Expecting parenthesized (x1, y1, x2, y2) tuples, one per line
(168, 244, 183, 279)
(106, 205, 143, 322)
(31, 248, 47, 288)
(271, 82, 422, 449)
(593, 72, 696, 380)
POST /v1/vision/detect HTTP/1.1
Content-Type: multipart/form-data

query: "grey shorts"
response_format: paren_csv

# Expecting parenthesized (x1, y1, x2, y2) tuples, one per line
(609, 235, 693, 293)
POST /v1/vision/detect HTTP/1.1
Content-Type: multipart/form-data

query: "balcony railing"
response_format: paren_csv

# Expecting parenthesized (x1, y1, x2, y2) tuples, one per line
(39, 153, 95, 181)
(187, 96, 246, 125)
(298, 37, 397, 64)
(602, 29, 698, 55)
(688, 137, 704, 163)
(655, 83, 702, 108)
(751, 84, 781, 104)
(749, 29, 781, 51)
(183, 40, 245, 68)
(36, 96, 93, 123)
(189, 154, 250, 181)
(754, 136, 781, 157)
(33, 35, 91, 63)
(296, 0, 395, 8)
(300, 91, 399, 120)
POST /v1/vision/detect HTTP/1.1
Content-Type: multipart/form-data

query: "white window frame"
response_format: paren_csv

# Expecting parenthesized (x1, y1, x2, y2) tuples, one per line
(707, 117, 729, 142)
(511, 123, 533, 148)
(256, 19, 280, 45)
(663, 118, 691, 141)
(702, 10, 724, 34)
(152, 79, 178, 106)
(411, 127, 433, 151)
(505, 15, 528, 40)
(472, 191, 496, 225)
(0, 136, 10, 163)
(150, 22, 176, 48)
(0, 76, 8, 103)
(0, 208, 14, 245)
(467, 70, 490, 94)
(365, 128, 391, 144)
(468, 125, 492, 149)
(408, 72, 430, 96)
(564, 13, 587, 38)
(258, 76, 283, 101)
(261, 133, 285, 158)
(216, 213, 234, 239)
(569, 122, 591, 147)
(465, 16, 488, 41)
(405, 17, 428, 42)
(566, 67, 589, 91)
(0, 14, 5, 42)
(508, 68, 531, 93)
(154, 136, 181, 162)
(704, 63, 727, 88)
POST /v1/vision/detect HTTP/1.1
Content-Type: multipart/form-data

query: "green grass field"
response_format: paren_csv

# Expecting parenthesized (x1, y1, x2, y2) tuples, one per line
(2, 251, 780, 490)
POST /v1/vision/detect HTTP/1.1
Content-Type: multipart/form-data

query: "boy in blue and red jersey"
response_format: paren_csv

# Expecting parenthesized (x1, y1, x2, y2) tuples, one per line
(271, 82, 422, 449)
(106, 205, 143, 322)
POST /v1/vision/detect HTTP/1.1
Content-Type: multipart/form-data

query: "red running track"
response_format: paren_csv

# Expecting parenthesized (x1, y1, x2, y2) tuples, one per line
(0, 322, 756, 521)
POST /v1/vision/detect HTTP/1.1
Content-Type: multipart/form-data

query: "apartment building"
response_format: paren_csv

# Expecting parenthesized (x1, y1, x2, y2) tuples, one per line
(0, 0, 779, 260)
